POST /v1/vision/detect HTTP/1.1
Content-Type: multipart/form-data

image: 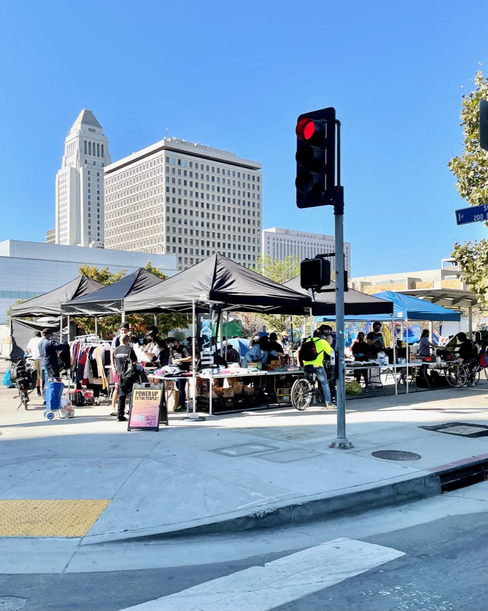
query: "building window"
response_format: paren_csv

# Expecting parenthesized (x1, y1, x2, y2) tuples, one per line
(84, 141, 87, 154)
(88, 142, 91, 155)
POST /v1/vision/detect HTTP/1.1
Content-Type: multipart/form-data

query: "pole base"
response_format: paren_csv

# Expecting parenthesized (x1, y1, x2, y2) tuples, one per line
(184, 414, 206, 422)
(329, 437, 353, 449)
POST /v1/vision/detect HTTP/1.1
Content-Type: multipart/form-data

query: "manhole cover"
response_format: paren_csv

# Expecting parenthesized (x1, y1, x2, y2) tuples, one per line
(420, 422, 488, 438)
(372, 450, 421, 461)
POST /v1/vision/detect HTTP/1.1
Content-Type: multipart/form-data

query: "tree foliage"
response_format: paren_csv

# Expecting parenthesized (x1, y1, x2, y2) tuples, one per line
(448, 70, 488, 207)
(449, 69, 488, 304)
(452, 240, 488, 306)
(248, 255, 301, 334)
(75, 262, 189, 338)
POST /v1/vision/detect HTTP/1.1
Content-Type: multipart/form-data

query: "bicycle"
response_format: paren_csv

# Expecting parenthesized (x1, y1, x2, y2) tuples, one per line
(291, 370, 326, 410)
(445, 360, 481, 388)
(9, 357, 37, 410)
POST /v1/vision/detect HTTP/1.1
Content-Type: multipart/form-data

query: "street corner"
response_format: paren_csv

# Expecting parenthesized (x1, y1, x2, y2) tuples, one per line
(0, 499, 110, 537)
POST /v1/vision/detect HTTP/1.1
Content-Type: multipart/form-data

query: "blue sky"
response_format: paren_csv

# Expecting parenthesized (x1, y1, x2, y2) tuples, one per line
(0, 0, 486, 276)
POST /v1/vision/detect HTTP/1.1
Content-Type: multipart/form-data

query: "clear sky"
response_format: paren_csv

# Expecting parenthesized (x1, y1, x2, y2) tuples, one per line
(0, 0, 486, 276)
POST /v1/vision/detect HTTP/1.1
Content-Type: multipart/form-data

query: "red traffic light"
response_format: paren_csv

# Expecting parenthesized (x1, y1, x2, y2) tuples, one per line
(296, 118, 315, 141)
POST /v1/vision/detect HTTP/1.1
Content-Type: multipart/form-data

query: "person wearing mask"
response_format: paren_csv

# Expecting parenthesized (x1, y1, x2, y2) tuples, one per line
(110, 323, 131, 416)
(114, 334, 137, 422)
(38, 329, 65, 379)
(169, 338, 192, 412)
(366, 321, 385, 355)
(27, 330, 43, 396)
(245, 336, 281, 365)
(318, 324, 334, 347)
(299, 330, 334, 408)
(141, 333, 161, 364)
(351, 332, 370, 386)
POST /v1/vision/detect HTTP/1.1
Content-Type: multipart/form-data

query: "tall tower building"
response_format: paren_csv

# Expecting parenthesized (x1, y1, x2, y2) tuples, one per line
(55, 109, 111, 246)
(105, 138, 262, 270)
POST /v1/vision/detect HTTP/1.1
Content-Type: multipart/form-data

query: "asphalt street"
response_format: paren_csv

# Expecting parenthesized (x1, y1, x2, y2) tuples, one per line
(2, 481, 488, 611)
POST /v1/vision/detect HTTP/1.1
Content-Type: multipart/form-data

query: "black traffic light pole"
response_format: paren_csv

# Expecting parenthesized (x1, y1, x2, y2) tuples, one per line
(329, 121, 351, 449)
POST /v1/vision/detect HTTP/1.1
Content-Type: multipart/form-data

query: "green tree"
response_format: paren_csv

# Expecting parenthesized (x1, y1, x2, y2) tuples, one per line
(249, 254, 301, 334)
(75, 262, 188, 338)
(448, 69, 488, 304)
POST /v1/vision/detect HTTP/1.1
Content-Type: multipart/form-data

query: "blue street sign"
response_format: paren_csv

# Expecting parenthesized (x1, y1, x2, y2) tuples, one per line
(455, 204, 488, 225)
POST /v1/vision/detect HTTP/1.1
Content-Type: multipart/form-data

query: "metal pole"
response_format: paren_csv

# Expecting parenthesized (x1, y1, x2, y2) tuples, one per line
(95, 317, 98, 336)
(185, 299, 205, 422)
(330, 120, 352, 449)
(121, 305, 126, 324)
(406, 317, 409, 394)
(59, 315, 63, 343)
(468, 306, 473, 340)
(67, 316, 71, 342)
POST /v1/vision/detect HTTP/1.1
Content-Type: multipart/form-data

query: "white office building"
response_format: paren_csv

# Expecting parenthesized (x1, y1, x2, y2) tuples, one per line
(55, 109, 111, 247)
(262, 227, 351, 273)
(104, 138, 262, 271)
(0, 240, 177, 324)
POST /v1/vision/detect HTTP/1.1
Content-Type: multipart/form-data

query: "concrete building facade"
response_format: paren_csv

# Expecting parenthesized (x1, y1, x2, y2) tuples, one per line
(0, 240, 177, 324)
(350, 258, 466, 294)
(55, 109, 111, 247)
(104, 138, 262, 271)
(262, 227, 351, 273)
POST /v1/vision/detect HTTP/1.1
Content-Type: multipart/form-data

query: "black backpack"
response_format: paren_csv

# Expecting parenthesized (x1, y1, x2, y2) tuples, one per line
(120, 352, 137, 389)
(469, 340, 479, 359)
(300, 338, 319, 362)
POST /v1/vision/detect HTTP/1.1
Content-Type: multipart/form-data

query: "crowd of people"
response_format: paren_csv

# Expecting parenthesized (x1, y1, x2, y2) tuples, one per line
(21, 319, 485, 420)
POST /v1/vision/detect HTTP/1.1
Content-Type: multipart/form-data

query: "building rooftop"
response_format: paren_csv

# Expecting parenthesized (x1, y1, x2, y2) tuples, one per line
(73, 108, 102, 128)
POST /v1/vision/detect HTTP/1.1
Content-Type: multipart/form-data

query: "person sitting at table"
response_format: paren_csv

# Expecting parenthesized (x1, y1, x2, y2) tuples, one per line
(225, 343, 240, 363)
(245, 336, 281, 365)
(268, 332, 284, 354)
(142, 333, 161, 363)
(351, 332, 370, 386)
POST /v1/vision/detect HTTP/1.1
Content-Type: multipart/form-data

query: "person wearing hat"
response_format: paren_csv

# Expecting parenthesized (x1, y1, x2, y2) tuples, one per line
(38, 328, 65, 380)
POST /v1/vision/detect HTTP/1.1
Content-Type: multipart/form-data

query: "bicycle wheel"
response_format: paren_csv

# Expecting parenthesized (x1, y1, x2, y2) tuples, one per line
(21, 390, 29, 410)
(291, 378, 313, 411)
(446, 363, 465, 388)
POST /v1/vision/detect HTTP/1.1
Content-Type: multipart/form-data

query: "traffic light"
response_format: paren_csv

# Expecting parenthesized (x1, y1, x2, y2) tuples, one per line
(296, 107, 336, 209)
(300, 257, 331, 291)
(480, 99, 488, 152)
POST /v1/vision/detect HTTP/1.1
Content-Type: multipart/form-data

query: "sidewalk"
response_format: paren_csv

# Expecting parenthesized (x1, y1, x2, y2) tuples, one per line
(1, 374, 488, 544)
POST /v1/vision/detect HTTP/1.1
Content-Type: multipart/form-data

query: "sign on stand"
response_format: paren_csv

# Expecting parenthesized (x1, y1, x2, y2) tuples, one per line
(128, 385, 166, 431)
(455, 204, 488, 225)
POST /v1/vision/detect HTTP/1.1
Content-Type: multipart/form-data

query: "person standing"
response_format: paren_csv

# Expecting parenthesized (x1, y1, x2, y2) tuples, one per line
(169, 338, 192, 412)
(114, 334, 137, 422)
(351, 332, 370, 386)
(366, 322, 385, 355)
(299, 330, 334, 407)
(110, 322, 131, 416)
(27, 331, 43, 396)
(38, 329, 64, 379)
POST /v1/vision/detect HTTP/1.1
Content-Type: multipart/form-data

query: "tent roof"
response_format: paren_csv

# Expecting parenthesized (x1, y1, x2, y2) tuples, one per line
(372, 291, 461, 321)
(124, 254, 311, 314)
(285, 277, 394, 316)
(61, 268, 163, 316)
(10, 275, 104, 318)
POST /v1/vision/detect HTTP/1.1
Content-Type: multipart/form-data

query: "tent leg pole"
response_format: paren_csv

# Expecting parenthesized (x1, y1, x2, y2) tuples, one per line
(392, 314, 397, 395)
(121, 306, 125, 324)
(185, 299, 205, 422)
(95, 317, 98, 336)
(67, 316, 71, 342)
(468, 306, 473, 340)
(406, 318, 409, 394)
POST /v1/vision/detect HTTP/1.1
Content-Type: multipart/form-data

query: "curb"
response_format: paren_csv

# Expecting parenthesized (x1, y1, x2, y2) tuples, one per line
(82, 470, 441, 545)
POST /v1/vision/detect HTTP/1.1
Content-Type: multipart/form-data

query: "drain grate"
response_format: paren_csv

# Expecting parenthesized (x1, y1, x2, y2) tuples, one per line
(420, 422, 488, 438)
(372, 450, 421, 461)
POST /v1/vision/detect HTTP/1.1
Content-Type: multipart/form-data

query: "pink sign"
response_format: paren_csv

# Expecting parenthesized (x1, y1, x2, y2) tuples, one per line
(128, 388, 161, 430)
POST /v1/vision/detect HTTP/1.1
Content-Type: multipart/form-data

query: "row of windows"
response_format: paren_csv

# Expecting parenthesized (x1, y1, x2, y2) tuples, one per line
(84, 140, 105, 158)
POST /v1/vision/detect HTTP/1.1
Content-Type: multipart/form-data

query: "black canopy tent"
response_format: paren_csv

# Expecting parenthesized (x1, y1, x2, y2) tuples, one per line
(124, 254, 311, 315)
(10, 275, 104, 318)
(285, 277, 394, 317)
(61, 268, 164, 318)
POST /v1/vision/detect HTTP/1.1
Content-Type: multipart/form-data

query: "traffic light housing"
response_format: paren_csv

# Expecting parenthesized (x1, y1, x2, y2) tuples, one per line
(480, 99, 488, 152)
(296, 107, 336, 209)
(300, 257, 331, 291)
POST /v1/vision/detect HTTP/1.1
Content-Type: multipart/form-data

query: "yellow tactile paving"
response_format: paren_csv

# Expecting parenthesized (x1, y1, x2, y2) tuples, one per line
(0, 499, 110, 537)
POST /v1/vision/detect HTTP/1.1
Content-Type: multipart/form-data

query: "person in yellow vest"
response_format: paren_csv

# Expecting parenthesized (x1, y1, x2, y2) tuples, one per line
(299, 330, 334, 407)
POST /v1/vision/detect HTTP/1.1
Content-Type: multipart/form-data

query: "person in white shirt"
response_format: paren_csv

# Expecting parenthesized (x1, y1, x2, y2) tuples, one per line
(26, 331, 43, 396)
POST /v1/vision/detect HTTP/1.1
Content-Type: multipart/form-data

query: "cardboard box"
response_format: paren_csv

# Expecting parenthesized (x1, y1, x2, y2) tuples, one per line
(221, 387, 235, 398)
(233, 381, 243, 394)
(270, 360, 281, 368)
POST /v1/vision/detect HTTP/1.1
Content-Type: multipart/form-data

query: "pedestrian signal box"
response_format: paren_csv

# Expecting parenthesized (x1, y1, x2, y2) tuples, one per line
(300, 257, 331, 291)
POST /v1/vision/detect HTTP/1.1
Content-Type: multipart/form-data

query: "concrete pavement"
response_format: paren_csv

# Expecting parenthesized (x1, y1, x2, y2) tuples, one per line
(1, 373, 488, 544)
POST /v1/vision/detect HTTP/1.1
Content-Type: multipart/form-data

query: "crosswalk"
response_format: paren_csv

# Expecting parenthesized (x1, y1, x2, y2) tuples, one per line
(121, 538, 405, 611)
